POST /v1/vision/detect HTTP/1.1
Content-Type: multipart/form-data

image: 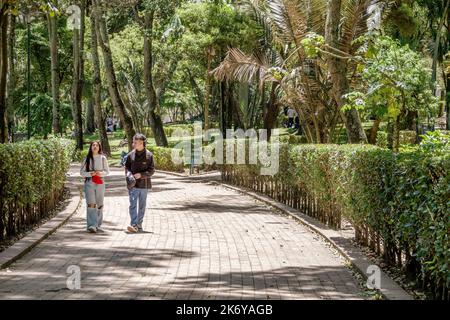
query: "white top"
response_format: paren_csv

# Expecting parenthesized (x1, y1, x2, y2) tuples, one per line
(287, 108, 297, 118)
(80, 155, 110, 178)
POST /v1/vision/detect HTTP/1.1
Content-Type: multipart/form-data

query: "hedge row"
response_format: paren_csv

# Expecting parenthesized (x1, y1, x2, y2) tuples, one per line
(221, 141, 449, 299)
(148, 146, 184, 173)
(0, 139, 74, 241)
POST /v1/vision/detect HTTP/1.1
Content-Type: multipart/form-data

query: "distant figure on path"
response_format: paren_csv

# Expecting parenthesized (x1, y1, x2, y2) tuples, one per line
(125, 134, 155, 233)
(106, 117, 114, 133)
(287, 107, 297, 128)
(80, 141, 110, 233)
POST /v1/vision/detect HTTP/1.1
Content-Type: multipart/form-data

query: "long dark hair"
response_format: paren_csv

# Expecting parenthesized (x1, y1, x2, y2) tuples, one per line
(86, 141, 103, 172)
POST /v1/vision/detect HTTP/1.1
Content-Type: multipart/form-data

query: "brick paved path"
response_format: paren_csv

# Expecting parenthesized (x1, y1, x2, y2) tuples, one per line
(0, 166, 365, 299)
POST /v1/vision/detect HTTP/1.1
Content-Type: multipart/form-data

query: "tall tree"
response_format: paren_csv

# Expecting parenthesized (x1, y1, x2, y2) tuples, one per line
(143, 9, 168, 146)
(84, 99, 95, 134)
(93, 0, 135, 150)
(325, 0, 367, 143)
(46, 1, 61, 135)
(89, 11, 111, 155)
(70, 1, 84, 149)
(203, 46, 214, 131)
(6, 11, 15, 140)
(0, 0, 10, 143)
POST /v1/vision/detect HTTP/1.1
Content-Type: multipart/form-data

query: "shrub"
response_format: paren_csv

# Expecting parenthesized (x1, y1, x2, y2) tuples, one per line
(376, 131, 388, 148)
(222, 141, 449, 298)
(148, 146, 184, 173)
(0, 139, 75, 241)
(399, 130, 417, 145)
(278, 134, 307, 144)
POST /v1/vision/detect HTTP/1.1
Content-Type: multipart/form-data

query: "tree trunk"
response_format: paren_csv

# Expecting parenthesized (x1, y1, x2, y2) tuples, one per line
(48, 8, 61, 135)
(6, 13, 14, 141)
(368, 117, 381, 144)
(325, 0, 367, 144)
(403, 110, 418, 132)
(431, 0, 449, 89)
(392, 115, 401, 153)
(220, 81, 226, 138)
(446, 74, 450, 130)
(226, 82, 234, 130)
(143, 10, 168, 146)
(203, 47, 213, 130)
(94, 0, 135, 150)
(71, 0, 84, 150)
(263, 82, 279, 141)
(185, 68, 203, 111)
(0, 4, 9, 143)
(85, 99, 95, 134)
(90, 12, 110, 156)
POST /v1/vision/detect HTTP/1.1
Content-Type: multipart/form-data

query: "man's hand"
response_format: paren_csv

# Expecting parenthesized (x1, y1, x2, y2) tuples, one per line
(133, 173, 142, 179)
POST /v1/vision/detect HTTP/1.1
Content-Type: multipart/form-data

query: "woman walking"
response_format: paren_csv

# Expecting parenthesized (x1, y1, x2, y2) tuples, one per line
(80, 141, 110, 233)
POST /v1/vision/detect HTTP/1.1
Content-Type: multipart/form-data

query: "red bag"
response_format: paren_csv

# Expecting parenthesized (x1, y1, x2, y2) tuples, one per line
(92, 175, 103, 184)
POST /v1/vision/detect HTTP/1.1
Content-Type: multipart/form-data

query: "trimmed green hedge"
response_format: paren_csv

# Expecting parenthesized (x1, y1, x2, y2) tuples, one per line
(221, 141, 449, 298)
(148, 144, 219, 173)
(0, 139, 75, 241)
(148, 146, 184, 173)
(278, 134, 308, 144)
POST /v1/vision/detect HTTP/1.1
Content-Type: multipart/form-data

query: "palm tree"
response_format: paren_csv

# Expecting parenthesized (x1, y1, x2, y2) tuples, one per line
(213, 0, 375, 143)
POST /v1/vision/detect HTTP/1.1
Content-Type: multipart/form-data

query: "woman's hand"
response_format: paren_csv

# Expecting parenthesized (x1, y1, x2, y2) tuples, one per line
(90, 172, 97, 177)
(95, 171, 102, 176)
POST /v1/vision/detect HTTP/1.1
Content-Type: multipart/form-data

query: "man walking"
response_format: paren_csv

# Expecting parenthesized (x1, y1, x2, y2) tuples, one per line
(125, 133, 155, 233)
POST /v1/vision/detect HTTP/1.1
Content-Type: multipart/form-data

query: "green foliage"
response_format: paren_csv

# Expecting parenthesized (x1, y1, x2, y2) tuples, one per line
(0, 139, 75, 240)
(341, 91, 366, 112)
(148, 146, 184, 172)
(376, 131, 388, 148)
(224, 140, 450, 296)
(390, 150, 449, 294)
(278, 134, 307, 144)
(418, 130, 450, 156)
(300, 32, 325, 58)
(357, 36, 438, 120)
(0, 138, 74, 205)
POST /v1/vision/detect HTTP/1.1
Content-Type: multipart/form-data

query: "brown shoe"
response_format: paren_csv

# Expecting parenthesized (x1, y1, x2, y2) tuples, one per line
(127, 225, 138, 233)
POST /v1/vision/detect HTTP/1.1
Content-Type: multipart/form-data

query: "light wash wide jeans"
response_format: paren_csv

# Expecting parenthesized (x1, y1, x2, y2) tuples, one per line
(128, 188, 148, 226)
(84, 179, 105, 229)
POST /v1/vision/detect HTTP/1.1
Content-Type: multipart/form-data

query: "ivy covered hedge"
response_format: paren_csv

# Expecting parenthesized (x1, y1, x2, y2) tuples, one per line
(221, 138, 449, 299)
(0, 139, 75, 242)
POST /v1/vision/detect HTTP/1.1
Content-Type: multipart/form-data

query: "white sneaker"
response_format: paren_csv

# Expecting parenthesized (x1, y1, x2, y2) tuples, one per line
(88, 226, 97, 233)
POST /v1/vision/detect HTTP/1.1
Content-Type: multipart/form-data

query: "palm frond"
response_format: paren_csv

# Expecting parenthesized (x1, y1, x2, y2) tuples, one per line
(340, 0, 371, 53)
(301, 0, 328, 34)
(266, 0, 308, 45)
(238, 0, 274, 48)
(211, 48, 275, 88)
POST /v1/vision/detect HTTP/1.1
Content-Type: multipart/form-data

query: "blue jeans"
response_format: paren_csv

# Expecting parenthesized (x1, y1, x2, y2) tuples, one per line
(128, 188, 148, 226)
(84, 180, 105, 229)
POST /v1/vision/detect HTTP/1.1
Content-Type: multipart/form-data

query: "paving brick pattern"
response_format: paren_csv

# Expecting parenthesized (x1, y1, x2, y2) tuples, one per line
(0, 167, 365, 300)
